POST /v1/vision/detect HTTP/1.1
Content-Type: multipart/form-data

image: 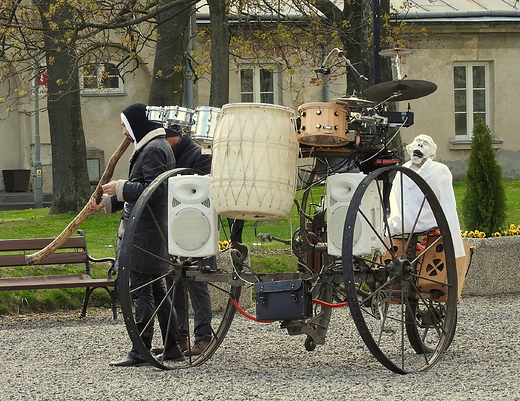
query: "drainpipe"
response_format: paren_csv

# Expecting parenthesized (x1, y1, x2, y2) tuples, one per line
(184, 9, 196, 109)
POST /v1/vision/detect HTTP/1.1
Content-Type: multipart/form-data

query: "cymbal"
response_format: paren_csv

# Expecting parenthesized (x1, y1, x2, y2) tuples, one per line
(364, 79, 437, 102)
(335, 96, 376, 107)
(379, 48, 414, 57)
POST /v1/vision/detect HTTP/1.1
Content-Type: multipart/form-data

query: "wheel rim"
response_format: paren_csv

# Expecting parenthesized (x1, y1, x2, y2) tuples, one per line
(118, 168, 240, 369)
(342, 166, 458, 374)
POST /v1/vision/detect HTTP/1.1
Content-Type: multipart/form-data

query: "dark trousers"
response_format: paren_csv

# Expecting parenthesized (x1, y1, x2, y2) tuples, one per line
(130, 271, 179, 356)
(172, 256, 215, 343)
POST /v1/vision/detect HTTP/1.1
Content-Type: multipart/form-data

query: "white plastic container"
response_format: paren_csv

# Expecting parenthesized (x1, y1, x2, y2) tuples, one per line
(210, 103, 298, 220)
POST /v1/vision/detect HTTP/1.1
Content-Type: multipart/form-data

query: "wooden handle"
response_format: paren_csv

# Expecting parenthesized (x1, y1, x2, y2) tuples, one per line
(25, 137, 132, 265)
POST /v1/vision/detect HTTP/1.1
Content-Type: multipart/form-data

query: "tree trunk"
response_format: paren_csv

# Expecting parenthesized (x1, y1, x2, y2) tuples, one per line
(37, 0, 91, 214)
(207, 0, 229, 107)
(149, 1, 192, 106)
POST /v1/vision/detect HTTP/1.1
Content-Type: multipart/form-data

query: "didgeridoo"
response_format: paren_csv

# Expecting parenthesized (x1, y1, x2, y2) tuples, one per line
(25, 137, 132, 265)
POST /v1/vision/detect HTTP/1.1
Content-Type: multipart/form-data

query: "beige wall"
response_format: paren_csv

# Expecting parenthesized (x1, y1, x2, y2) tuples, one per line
(3, 21, 519, 193)
(0, 57, 153, 192)
(397, 24, 520, 179)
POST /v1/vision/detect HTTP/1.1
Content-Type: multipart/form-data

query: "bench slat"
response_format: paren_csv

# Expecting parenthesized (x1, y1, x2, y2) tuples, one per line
(0, 234, 118, 319)
(0, 252, 88, 267)
(0, 237, 86, 252)
(0, 274, 115, 291)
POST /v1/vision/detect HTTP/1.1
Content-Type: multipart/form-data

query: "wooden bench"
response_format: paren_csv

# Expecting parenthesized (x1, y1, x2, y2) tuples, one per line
(0, 230, 117, 319)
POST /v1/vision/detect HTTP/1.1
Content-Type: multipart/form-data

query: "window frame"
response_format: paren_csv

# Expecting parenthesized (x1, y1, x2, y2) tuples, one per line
(453, 61, 492, 140)
(239, 65, 280, 104)
(81, 62, 124, 95)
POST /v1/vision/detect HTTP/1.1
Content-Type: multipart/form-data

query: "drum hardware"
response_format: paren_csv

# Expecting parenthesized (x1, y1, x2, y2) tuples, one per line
(349, 112, 388, 126)
(315, 48, 368, 95)
(380, 111, 415, 127)
(378, 44, 412, 81)
(335, 97, 376, 109)
(364, 79, 437, 102)
(379, 46, 414, 57)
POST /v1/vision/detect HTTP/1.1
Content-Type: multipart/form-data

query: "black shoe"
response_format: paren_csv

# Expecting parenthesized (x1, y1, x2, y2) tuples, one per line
(157, 346, 186, 362)
(109, 354, 149, 367)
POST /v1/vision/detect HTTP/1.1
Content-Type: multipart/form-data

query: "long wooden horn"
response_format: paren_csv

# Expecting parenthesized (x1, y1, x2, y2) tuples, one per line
(25, 137, 132, 265)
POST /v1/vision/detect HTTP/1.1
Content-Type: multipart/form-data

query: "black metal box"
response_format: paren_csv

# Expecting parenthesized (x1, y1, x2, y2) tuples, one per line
(254, 279, 313, 321)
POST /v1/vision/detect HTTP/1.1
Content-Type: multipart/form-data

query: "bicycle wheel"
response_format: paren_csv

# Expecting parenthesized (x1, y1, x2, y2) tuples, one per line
(342, 165, 458, 374)
(118, 168, 241, 370)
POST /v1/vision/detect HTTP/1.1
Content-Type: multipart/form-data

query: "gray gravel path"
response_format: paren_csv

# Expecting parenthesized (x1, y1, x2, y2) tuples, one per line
(1, 294, 519, 401)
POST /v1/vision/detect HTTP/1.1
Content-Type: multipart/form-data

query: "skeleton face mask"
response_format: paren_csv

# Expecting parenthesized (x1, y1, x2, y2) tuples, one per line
(406, 134, 437, 164)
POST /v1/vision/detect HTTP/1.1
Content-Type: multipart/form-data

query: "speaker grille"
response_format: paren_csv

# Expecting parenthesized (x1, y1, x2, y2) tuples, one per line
(170, 208, 211, 251)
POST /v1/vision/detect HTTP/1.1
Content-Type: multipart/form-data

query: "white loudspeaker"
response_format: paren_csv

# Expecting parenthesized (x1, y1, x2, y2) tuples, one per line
(168, 175, 219, 258)
(326, 173, 384, 257)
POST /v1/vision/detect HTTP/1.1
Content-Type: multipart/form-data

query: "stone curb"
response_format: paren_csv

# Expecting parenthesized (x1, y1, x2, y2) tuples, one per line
(462, 236, 520, 296)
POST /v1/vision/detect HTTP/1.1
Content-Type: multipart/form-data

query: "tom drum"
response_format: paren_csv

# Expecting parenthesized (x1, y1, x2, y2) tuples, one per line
(163, 106, 195, 127)
(297, 102, 350, 147)
(192, 106, 222, 148)
(146, 106, 165, 124)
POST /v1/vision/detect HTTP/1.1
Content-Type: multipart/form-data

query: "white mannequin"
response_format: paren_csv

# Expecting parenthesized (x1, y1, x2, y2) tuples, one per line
(388, 134, 466, 258)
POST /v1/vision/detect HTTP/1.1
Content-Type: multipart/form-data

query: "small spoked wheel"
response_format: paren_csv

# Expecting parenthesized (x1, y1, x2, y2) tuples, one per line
(118, 168, 241, 370)
(342, 166, 458, 374)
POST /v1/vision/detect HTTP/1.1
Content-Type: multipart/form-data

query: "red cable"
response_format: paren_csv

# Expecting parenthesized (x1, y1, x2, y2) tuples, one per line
(231, 296, 348, 324)
(231, 298, 275, 323)
(312, 298, 349, 308)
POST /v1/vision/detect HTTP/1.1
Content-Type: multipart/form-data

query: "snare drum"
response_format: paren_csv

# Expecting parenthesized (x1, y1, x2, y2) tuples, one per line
(146, 106, 164, 123)
(163, 105, 195, 126)
(192, 106, 221, 147)
(297, 102, 350, 147)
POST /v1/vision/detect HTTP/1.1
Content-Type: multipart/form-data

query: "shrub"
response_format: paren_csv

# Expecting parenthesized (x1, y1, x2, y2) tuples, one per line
(461, 115, 507, 235)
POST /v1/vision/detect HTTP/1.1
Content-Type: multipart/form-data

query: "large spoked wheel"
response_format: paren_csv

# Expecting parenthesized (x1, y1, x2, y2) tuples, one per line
(118, 168, 241, 370)
(342, 166, 458, 374)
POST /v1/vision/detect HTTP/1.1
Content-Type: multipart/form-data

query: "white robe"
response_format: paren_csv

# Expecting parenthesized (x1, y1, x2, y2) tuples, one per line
(388, 159, 465, 258)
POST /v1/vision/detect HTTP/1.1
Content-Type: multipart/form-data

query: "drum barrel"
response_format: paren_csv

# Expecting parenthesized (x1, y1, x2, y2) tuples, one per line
(210, 103, 298, 221)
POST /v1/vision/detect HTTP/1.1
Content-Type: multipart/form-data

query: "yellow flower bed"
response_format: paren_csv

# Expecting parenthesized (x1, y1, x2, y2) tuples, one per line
(461, 224, 520, 238)
(218, 240, 230, 250)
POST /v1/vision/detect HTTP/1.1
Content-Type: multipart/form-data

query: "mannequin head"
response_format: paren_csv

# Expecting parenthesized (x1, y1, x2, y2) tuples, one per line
(406, 134, 437, 165)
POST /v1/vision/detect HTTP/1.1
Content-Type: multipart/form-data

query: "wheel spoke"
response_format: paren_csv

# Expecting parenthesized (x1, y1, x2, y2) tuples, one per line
(118, 169, 241, 370)
(342, 166, 458, 374)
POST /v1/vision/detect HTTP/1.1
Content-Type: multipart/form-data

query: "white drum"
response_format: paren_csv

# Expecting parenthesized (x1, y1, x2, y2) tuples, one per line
(210, 103, 299, 221)
(146, 106, 164, 123)
(192, 106, 221, 147)
(163, 106, 195, 126)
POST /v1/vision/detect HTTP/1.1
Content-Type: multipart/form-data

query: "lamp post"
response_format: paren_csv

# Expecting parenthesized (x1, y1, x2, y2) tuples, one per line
(373, 0, 381, 85)
(33, 65, 44, 208)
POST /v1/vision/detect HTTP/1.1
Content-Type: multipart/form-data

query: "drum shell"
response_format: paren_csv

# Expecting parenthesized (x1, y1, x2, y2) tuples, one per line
(146, 106, 165, 123)
(192, 106, 222, 147)
(297, 102, 350, 147)
(163, 106, 195, 126)
(210, 103, 298, 221)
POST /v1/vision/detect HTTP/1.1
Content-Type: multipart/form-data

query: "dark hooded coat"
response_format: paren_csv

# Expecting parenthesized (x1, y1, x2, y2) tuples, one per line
(106, 103, 175, 274)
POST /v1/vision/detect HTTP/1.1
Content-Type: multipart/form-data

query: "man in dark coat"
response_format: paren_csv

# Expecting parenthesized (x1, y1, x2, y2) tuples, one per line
(90, 103, 184, 366)
(165, 126, 214, 356)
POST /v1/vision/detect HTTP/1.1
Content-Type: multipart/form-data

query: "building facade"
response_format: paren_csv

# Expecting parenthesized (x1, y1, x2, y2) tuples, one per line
(1, 0, 519, 194)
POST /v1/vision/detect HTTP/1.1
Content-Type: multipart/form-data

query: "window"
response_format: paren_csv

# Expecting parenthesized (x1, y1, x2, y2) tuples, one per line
(81, 63, 123, 94)
(240, 66, 279, 104)
(453, 62, 490, 138)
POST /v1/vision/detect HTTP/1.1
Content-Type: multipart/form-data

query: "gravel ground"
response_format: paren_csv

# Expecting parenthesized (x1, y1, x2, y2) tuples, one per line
(1, 294, 519, 401)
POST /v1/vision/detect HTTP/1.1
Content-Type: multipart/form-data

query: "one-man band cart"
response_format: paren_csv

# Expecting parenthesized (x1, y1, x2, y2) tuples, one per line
(117, 48, 464, 374)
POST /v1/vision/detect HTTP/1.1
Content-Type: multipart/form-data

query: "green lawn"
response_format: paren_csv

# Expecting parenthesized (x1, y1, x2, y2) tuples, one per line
(453, 180, 520, 230)
(0, 179, 518, 314)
